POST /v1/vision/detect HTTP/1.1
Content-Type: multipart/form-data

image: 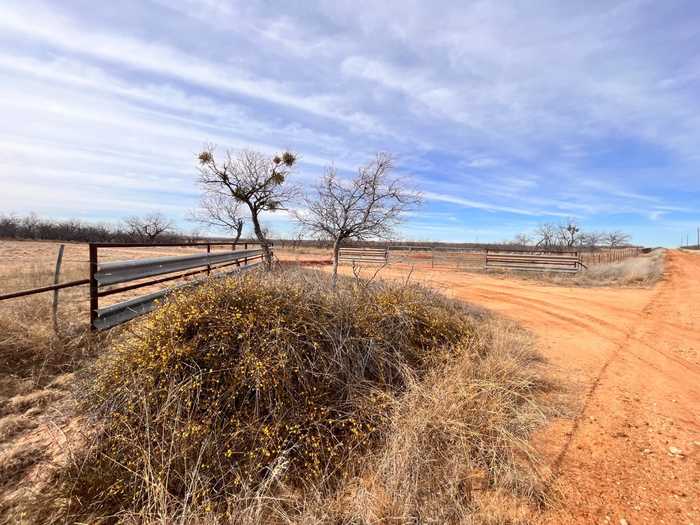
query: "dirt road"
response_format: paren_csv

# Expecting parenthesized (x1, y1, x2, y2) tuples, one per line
(347, 251, 700, 524)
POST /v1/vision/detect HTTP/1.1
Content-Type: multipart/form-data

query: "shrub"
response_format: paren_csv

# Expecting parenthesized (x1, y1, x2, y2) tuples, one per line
(56, 269, 480, 520)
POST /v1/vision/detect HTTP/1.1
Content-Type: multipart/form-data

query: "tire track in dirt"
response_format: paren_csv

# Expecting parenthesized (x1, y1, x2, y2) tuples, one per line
(463, 285, 700, 377)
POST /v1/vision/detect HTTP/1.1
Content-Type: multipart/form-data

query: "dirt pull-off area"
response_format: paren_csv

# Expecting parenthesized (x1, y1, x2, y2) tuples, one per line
(343, 250, 699, 524)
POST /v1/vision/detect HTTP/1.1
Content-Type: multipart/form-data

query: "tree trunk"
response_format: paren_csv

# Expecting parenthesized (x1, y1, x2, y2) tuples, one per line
(249, 208, 272, 269)
(331, 238, 341, 288)
(233, 223, 243, 246)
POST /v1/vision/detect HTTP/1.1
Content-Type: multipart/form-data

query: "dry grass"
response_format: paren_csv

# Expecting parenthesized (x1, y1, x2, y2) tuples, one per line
(0, 415, 37, 442)
(573, 249, 665, 286)
(0, 264, 109, 523)
(326, 317, 556, 524)
(14, 268, 559, 524)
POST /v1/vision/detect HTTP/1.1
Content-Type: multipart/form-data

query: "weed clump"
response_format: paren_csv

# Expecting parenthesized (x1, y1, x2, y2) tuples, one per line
(58, 269, 476, 519)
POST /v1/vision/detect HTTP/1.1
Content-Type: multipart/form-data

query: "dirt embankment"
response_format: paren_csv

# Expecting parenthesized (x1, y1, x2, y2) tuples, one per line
(339, 250, 699, 524)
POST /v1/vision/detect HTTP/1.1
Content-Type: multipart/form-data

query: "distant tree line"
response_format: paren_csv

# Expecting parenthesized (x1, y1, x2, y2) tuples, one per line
(0, 212, 193, 243)
(511, 219, 632, 249)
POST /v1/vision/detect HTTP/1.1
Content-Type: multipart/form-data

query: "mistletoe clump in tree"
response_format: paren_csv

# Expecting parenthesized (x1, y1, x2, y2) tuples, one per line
(197, 147, 298, 268)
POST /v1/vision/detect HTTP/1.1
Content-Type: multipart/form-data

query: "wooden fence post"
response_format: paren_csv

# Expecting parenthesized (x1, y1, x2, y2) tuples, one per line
(52, 244, 65, 334)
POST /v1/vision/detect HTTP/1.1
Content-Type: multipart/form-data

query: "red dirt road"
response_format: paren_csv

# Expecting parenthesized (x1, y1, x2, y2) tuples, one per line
(342, 251, 700, 524)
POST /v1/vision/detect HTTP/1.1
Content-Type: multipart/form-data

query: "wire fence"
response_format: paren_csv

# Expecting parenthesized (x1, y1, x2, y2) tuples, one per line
(580, 247, 641, 266)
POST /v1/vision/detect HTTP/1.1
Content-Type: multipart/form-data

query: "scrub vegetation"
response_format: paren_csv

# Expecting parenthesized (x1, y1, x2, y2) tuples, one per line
(13, 268, 558, 524)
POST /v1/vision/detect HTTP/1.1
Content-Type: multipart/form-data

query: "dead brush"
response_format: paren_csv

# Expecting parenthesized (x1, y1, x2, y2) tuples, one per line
(336, 318, 558, 524)
(37, 268, 558, 524)
(0, 265, 95, 387)
(574, 249, 665, 286)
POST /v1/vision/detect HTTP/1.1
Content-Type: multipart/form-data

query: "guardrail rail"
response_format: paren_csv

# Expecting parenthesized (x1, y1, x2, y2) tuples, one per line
(338, 247, 388, 265)
(485, 249, 585, 273)
(90, 241, 265, 330)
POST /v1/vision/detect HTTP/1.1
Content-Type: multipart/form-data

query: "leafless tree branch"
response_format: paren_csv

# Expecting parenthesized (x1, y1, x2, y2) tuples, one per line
(188, 193, 245, 244)
(294, 153, 421, 286)
(124, 212, 173, 243)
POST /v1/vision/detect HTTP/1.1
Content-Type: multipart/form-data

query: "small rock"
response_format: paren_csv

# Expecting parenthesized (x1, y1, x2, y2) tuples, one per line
(642, 448, 652, 454)
(668, 446, 683, 455)
(620, 518, 629, 525)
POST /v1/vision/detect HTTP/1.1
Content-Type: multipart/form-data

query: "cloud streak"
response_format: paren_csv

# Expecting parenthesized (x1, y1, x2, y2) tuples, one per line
(0, 0, 699, 245)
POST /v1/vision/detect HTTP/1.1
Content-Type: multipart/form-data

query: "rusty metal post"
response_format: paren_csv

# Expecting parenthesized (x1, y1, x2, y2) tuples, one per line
(206, 243, 211, 276)
(89, 243, 98, 331)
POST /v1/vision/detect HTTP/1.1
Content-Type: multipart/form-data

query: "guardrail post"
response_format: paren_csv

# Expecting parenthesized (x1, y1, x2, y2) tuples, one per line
(89, 243, 98, 331)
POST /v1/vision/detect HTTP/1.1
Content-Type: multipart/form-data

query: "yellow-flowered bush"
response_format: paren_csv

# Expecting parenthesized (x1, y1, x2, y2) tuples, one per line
(60, 269, 478, 517)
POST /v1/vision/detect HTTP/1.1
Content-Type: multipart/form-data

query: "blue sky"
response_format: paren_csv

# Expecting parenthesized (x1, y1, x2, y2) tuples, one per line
(0, 0, 699, 246)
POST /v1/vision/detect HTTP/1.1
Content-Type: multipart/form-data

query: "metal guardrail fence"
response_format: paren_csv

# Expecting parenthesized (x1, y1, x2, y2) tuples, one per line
(338, 247, 389, 265)
(387, 246, 642, 271)
(484, 249, 585, 273)
(89, 242, 266, 331)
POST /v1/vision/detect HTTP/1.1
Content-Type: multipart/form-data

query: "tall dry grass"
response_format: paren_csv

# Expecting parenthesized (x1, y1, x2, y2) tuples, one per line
(0, 265, 93, 386)
(324, 317, 556, 524)
(0, 265, 108, 522)
(22, 268, 559, 524)
(574, 249, 665, 286)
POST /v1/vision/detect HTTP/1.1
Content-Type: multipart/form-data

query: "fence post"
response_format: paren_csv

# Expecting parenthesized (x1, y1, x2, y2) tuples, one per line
(52, 244, 65, 334)
(431, 247, 435, 269)
(206, 243, 211, 276)
(89, 243, 98, 331)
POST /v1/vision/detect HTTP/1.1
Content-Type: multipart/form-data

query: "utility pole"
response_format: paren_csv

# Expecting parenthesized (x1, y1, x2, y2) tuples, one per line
(697, 226, 699, 248)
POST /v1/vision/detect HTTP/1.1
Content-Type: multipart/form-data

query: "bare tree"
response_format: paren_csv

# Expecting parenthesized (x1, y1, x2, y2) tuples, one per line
(557, 219, 581, 247)
(512, 233, 532, 246)
(603, 230, 631, 248)
(124, 212, 173, 243)
(294, 153, 421, 286)
(197, 147, 298, 268)
(579, 231, 604, 248)
(534, 223, 558, 248)
(189, 192, 245, 245)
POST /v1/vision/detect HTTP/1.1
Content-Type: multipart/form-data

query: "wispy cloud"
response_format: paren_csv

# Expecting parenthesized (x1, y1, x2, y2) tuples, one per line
(0, 0, 699, 244)
(423, 192, 572, 218)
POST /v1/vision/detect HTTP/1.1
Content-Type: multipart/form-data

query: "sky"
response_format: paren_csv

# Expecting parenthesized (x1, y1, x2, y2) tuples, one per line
(0, 0, 699, 246)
